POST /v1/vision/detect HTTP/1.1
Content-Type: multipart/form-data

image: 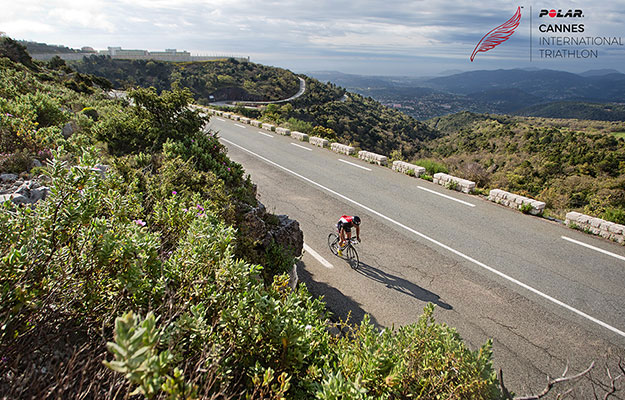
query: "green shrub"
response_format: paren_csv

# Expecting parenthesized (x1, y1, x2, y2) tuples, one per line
(421, 174, 433, 182)
(602, 208, 625, 224)
(414, 159, 448, 175)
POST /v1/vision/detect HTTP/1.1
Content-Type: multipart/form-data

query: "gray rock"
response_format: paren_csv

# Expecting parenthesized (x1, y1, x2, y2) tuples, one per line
(0, 174, 18, 183)
(31, 159, 42, 168)
(29, 186, 49, 203)
(62, 121, 78, 138)
(0, 193, 29, 205)
(92, 164, 110, 178)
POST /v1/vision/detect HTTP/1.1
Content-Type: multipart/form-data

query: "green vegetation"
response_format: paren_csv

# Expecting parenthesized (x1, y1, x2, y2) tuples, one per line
(73, 56, 300, 104)
(72, 58, 439, 159)
(1, 38, 501, 399)
(421, 113, 625, 220)
(516, 101, 625, 121)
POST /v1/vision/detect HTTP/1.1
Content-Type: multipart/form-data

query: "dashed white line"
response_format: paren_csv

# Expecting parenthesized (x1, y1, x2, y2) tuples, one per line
(234, 123, 247, 128)
(304, 243, 334, 269)
(220, 137, 625, 339)
(258, 131, 273, 138)
(216, 118, 226, 122)
(418, 186, 476, 208)
(338, 159, 371, 171)
(291, 143, 312, 151)
(562, 236, 625, 262)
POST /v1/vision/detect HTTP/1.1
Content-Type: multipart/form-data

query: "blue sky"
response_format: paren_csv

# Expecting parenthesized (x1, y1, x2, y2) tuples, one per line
(2, 0, 624, 76)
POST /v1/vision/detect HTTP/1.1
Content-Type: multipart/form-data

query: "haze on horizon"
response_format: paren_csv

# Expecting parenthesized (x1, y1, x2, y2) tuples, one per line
(2, 0, 624, 76)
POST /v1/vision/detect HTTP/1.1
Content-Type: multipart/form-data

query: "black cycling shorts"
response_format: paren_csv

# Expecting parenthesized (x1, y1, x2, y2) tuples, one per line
(337, 222, 352, 233)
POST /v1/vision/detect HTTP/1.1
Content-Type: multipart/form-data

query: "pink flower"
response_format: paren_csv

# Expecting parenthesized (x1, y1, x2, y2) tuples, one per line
(133, 219, 146, 227)
(172, 190, 177, 195)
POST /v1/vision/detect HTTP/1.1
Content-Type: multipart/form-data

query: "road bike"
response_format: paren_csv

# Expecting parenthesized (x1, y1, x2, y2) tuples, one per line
(328, 231, 360, 270)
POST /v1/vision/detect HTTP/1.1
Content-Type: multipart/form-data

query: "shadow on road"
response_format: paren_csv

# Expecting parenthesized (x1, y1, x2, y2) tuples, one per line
(355, 261, 453, 310)
(297, 261, 382, 328)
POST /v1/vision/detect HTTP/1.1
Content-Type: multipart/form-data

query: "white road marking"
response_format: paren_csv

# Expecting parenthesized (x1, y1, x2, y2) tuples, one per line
(216, 118, 226, 122)
(235, 123, 247, 128)
(220, 137, 625, 339)
(258, 131, 273, 138)
(418, 186, 476, 208)
(291, 143, 312, 151)
(304, 243, 334, 269)
(562, 236, 625, 262)
(338, 159, 371, 171)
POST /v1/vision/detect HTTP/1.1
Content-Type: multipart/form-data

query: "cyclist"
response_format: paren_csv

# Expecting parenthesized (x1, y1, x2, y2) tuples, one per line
(337, 215, 361, 256)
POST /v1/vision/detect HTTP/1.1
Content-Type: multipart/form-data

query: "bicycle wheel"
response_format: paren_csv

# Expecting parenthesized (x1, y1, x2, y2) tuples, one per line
(345, 245, 359, 270)
(327, 233, 339, 256)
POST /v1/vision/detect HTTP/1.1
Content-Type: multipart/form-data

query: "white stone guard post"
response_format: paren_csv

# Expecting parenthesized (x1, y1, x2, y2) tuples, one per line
(309, 137, 329, 147)
(239, 117, 251, 124)
(358, 151, 388, 166)
(262, 123, 275, 131)
(392, 161, 425, 176)
(433, 173, 475, 194)
(331, 143, 356, 155)
(290, 131, 309, 141)
(488, 189, 546, 215)
(275, 127, 291, 136)
(565, 212, 625, 244)
(250, 120, 262, 127)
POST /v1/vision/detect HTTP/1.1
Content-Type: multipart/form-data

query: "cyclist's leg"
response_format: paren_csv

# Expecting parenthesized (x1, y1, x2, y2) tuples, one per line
(338, 223, 345, 246)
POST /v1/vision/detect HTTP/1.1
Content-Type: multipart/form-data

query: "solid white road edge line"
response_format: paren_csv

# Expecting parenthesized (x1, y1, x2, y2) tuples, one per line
(235, 123, 247, 128)
(562, 236, 625, 262)
(418, 186, 476, 208)
(291, 143, 312, 151)
(215, 118, 226, 122)
(220, 137, 625, 339)
(338, 159, 372, 171)
(304, 243, 334, 269)
(258, 131, 273, 138)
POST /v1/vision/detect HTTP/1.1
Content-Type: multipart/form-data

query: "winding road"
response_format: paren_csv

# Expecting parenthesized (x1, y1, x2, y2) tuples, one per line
(207, 115, 625, 398)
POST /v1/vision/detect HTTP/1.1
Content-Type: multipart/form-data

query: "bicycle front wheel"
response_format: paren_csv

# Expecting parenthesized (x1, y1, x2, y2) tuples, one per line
(328, 233, 339, 256)
(345, 245, 359, 270)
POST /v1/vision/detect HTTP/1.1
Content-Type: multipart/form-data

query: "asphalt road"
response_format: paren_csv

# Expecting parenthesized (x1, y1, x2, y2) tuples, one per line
(208, 116, 625, 397)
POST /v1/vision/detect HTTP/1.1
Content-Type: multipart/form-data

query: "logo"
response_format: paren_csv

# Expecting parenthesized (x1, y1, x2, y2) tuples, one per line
(539, 9, 583, 18)
(471, 7, 522, 62)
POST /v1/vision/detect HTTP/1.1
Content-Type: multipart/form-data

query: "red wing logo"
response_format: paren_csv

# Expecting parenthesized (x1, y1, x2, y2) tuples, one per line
(471, 7, 521, 61)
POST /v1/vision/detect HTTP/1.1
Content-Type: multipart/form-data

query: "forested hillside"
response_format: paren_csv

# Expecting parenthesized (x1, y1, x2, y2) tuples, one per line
(422, 112, 625, 221)
(72, 57, 439, 159)
(1, 37, 501, 399)
(73, 55, 300, 103)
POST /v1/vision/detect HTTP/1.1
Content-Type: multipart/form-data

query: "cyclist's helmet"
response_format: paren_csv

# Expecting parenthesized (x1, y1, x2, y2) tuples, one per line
(353, 216, 361, 225)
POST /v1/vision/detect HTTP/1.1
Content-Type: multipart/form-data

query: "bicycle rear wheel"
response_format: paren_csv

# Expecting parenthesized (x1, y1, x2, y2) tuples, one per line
(327, 233, 339, 256)
(345, 245, 359, 270)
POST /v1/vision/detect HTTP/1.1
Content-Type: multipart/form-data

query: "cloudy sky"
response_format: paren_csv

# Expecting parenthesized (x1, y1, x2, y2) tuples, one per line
(2, 0, 624, 76)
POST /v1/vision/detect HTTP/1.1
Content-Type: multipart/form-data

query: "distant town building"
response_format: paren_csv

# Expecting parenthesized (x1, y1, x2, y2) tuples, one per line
(29, 45, 249, 63)
(98, 46, 249, 62)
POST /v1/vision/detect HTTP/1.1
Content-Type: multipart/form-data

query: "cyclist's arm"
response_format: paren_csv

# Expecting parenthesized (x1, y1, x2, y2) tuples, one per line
(356, 225, 360, 241)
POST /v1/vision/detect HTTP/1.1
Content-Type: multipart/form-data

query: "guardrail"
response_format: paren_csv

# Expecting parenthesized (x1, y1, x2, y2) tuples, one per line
(565, 212, 625, 244)
(392, 161, 425, 176)
(309, 137, 329, 147)
(276, 127, 291, 136)
(331, 143, 356, 155)
(433, 173, 475, 194)
(290, 131, 309, 141)
(358, 151, 388, 166)
(488, 189, 545, 215)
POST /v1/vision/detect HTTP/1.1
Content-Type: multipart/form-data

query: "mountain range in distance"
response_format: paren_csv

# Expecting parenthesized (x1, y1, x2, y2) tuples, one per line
(308, 68, 625, 121)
